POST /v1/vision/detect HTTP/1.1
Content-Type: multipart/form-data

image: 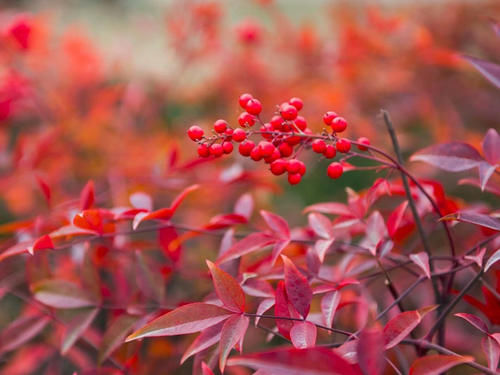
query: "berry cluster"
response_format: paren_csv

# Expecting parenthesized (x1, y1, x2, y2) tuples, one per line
(187, 94, 371, 185)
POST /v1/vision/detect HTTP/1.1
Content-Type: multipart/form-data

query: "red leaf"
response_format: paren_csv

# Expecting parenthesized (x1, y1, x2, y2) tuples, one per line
(271, 239, 291, 265)
(282, 255, 312, 319)
(125, 303, 233, 341)
(290, 321, 317, 349)
(383, 306, 436, 349)
(170, 184, 199, 213)
(321, 291, 340, 329)
(98, 314, 138, 364)
(275, 281, 294, 338)
(181, 322, 224, 364)
(463, 55, 500, 89)
(35, 175, 51, 204)
(217, 232, 276, 264)
(409, 252, 431, 279)
(0, 315, 50, 354)
(387, 201, 409, 238)
(204, 214, 248, 230)
(410, 142, 483, 172)
(201, 362, 215, 375)
(454, 313, 489, 334)
(158, 226, 182, 263)
(441, 211, 500, 231)
(207, 260, 245, 313)
(308, 213, 333, 239)
(80, 180, 95, 210)
(219, 314, 249, 372)
(357, 326, 385, 375)
(482, 335, 500, 371)
(260, 210, 290, 239)
(409, 354, 474, 375)
(227, 347, 362, 375)
(482, 128, 500, 165)
(485, 248, 500, 272)
(303, 202, 354, 217)
(362, 211, 388, 256)
(0, 241, 31, 262)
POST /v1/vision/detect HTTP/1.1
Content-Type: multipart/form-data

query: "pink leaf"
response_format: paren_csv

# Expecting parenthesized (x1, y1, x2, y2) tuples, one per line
(205, 214, 248, 230)
(31, 279, 97, 309)
(290, 321, 317, 349)
(357, 326, 385, 375)
(0, 315, 50, 354)
(129, 192, 153, 211)
(0, 241, 31, 262)
(321, 291, 340, 329)
(207, 260, 246, 313)
(271, 239, 291, 265)
(409, 355, 474, 375)
(410, 142, 483, 172)
(478, 162, 497, 191)
(454, 313, 490, 334)
(282, 255, 312, 319)
(482, 128, 500, 165)
(80, 180, 95, 210)
(387, 201, 409, 238)
(362, 211, 387, 256)
(61, 307, 98, 355)
(234, 193, 254, 220)
(409, 252, 431, 279)
(463, 55, 500, 89)
(274, 281, 294, 338)
(482, 335, 500, 371)
(125, 303, 233, 341)
(98, 314, 138, 364)
(227, 347, 362, 375)
(242, 279, 275, 298)
(383, 306, 436, 349)
(441, 211, 500, 231)
(464, 247, 486, 268)
(303, 202, 354, 217)
(308, 213, 333, 239)
(35, 175, 51, 204)
(181, 322, 224, 364)
(260, 210, 290, 239)
(219, 314, 249, 372)
(254, 298, 275, 326)
(485, 248, 500, 272)
(217, 232, 276, 264)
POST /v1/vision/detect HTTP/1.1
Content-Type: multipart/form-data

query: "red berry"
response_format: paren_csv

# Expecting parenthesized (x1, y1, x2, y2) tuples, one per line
(197, 144, 210, 158)
(210, 143, 224, 157)
(224, 128, 234, 138)
(238, 140, 255, 156)
(287, 159, 302, 174)
(336, 138, 351, 153)
(223, 142, 234, 154)
(259, 141, 275, 157)
(278, 142, 293, 157)
(187, 125, 204, 141)
(357, 137, 370, 151)
(327, 162, 343, 179)
(239, 93, 253, 108)
(250, 146, 262, 161)
(323, 111, 338, 126)
(213, 119, 228, 133)
(265, 148, 281, 163)
(331, 117, 347, 133)
(270, 115, 283, 130)
(294, 116, 307, 131)
(323, 144, 336, 158)
(280, 103, 298, 120)
(232, 128, 246, 142)
(289, 97, 303, 111)
(260, 123, 273, 140)
(288, 172, 302, 185)
(311, 139, 326, 154)
(238, 112, 256, 127)
(285, 135, 301, 146)
(245, 98, 262, 115)
(270, 159, 287, 175)
(298, 161, 306, 175)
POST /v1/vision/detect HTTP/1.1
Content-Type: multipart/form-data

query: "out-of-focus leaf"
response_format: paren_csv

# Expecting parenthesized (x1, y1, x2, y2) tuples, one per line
(31, 279, 97, 309)
(290, 321, 317, 349)
(31, 235, 54, 255)
(409, 252, 431, 279)
(98, 314, 138, 364)
(234, 193, 253, 220)
(463, 55, 500, 89)
(129, 192, 153, 211)
(201, 362, 215, 375)
(219, 314, 249, 372)
(282, 255, 312, 319)
(441, 211, 500, 231)
(0, 314, 50, 354)
(61, 307, 98, 354)
(410, 142, 483, 172)
(409, 354, 473, 375)
(383, 306, 436, 349)
(362, 211, 387, 256)
(181, 322, 224, 364)
(464, 247, 486, 268)
(454, 313, 489, 334)
(80, 180, 95, 210)
(482, 335, 500, 371)
(136, 251, 165, 303)
(217, 232, 276, 264)
(321, 291, 340, 329)
(227, 347, 362, 375)
(207, 260, 245, 313)
(260, 210, 290, 239)
(126, 303, 233, 341)
(485, 248, 500, 272)
(49, 225, 98, 239)
(357, 326, 385, 375)
(482, 129, 500, 166)
(387, 201, 409, 238)
(308, 213, 333, 239)
(35, 175, 51, 204)
(303, 202, 354, 217)
(0, 241, 31, 262)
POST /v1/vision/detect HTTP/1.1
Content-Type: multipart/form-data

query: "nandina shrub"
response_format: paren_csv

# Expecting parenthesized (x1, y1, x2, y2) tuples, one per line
(0, 4, 499, 375)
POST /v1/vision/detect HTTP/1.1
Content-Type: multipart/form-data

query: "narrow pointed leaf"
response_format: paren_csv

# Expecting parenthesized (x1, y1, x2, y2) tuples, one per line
(0, 315, 50, 354)
(217, 232, 276, 264)
(61, 307, 98, 354)
(308, 213, 333, 239)
(98, 314, 138, 364)
(482, 335, 500, 371)
(31, 279, 97, 309)
(409, 252, 431, 279)
(181, 322, 224, 364)
(219, 314, 249, 372)
(255, 298, 275, 326)
(441, 211, 500, 231)
(485, 248, 500, 272)
(482, 128, 500, 165)
(321, 291, 340, 329)
(409, 354, 474, 375)
(357, 326, 385, 375)
(130, 192, 153, 211)
(410, 142, 483, 172)
(454, 313, 489, 334)
(260, 210, 290, 239)
(80, 180, 95, 210)
(207, 260, 245, 312)
(290, 321, 317, 349)
(384, 307, 433, 349)
(282, 255, 312, 319)
(463, 55, 500, 89)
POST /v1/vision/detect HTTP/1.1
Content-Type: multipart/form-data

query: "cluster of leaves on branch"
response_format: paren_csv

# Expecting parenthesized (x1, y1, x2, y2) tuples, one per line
(0, 2, 499, 375)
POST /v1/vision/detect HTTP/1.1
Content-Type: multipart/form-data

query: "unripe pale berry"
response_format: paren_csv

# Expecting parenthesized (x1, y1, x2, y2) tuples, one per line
(197, 144, 210, 157)
(270, 159, 287, 175)
(222, 142, 233, 154)
(239, 93, 253, 108)
(213, 119, 228, 133)
(287, 159, 302, 174)
(357, 137, 370, 151)
(210, 143, 224, 157)
(188, 125, 204, 141)
(288, 172, 302, 185)
(239, 140, 255, 156)
(336, 138, 351, 153)
(278, 142, 293, 157)
(323, 111, 338, 126)
(324, 144, 336, 158)
(232, 128, 246, 142)
(327, 162, 343, 179)
(238, 112, 255, 127)
(294, 116, 307, 131)
(311, 139, 326, 154)
(245, 98, 262, 115)
(280, 103, 298, 120)
(331, 117, 347, 133)
(289, 97, 303, 111)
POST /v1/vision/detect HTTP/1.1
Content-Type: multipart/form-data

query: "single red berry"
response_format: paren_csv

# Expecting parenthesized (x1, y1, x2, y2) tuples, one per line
(232, 128, 246, 142)
(224, 128, 234, 138)
(289, 97, 303, 111)
(222, 142, 234, 154)
(187, 125, 204, 141)
(270, 115, 283, 130)
(239, 93, 253, 109)
(331, 117, 347, 133)
(213, 119, 228, 133)
(294, 116, 307, 131)
(287, 159, 302, 174)
(282, 123, 292, 132)
(298, 161, 306, 176)
(270, 159, 288, 175)
(285, 135, 302, 146)
(278, 142, 293, 157)
(265, 148, 281, 163)
(239, 140, 255, 156)
(327, 162, 343, 179)
(288, 172, 302, 185)
(238, 112, 256, 127)
(250, 146, 262, 161)
(245, 98, 262, 115)
(336, 138, 351, 153)
(280, 103, 298, 120)
(260, 123, 273, 140)
(259, 141, 275, 157)
(197, 144, 210, 158)
(210, 143, 224, 157)
(323, 144, 336, 158)
(357, 137, 370, 151)
(311, 139, 326, 154)
(323, 111, 338, 126)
